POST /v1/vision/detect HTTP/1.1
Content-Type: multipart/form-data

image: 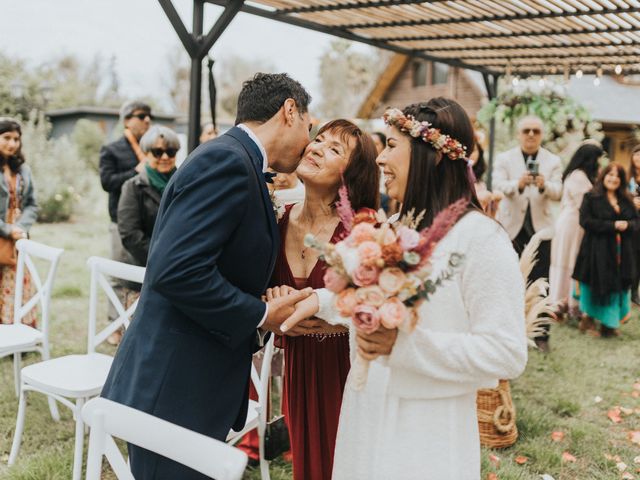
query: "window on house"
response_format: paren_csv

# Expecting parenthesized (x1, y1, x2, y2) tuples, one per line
(412, 61, 428, 87)
(432, 62, 449, 85)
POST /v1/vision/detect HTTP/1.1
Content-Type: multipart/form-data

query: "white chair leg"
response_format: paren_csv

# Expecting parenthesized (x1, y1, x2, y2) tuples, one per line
(85, 410, 105, 480)
(72, 398, 86, 480)
(47, 395, 60, 422)
(8, 388, 27, 465)
(13, 352, 20, 397)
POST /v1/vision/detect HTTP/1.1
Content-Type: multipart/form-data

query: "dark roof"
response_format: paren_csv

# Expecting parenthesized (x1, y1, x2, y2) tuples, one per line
(46, 106, 177, 121)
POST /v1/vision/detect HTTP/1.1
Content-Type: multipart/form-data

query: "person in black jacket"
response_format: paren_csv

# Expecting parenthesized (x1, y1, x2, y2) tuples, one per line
(573, 163, 639, 337)
(117, 125, 179, 270)
(99, 101, 152, 343)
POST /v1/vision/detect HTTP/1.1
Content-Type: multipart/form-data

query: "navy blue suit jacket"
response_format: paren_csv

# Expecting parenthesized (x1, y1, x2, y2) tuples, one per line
(101, 127, 279, 442)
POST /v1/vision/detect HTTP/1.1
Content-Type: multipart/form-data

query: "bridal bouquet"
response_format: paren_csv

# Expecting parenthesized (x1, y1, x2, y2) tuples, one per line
(304, 187, 468, 390)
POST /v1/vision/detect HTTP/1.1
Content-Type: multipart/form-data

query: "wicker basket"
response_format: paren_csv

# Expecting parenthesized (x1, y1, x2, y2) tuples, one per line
(476, 379, 518, 449)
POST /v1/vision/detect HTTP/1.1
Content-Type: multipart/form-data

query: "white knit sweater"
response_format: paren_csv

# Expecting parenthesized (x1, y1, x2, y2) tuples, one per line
(317, 211, 528, 399)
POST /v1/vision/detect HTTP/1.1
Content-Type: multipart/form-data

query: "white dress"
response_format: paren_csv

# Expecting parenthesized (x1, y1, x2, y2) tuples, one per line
(317, 212, 528, 480)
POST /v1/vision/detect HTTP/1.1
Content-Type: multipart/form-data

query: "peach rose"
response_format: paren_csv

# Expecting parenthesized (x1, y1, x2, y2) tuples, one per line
(350, 222, 376, 246)
(323, 268, 349, 293)
(357, 241, 382, 265)
(378, 297, 408, 329)
(352, 304, 380, 334)
(380, 227, 397, 246)
(378, 267, 407, 295)
(381, 243, 404, 265)
(336, 288, 359, 317)
(355, 286, 386, 307)
(352, 264, 380, 287)
(353, 208, 378, 226)
(397, 226, 420, 251)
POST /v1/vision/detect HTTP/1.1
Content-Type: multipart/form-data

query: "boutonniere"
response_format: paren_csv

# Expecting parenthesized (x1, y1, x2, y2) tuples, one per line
(269, 188, 285, 221)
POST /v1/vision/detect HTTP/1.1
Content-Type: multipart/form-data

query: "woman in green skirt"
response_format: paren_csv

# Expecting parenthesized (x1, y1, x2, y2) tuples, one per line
(573, 163, 639, 337)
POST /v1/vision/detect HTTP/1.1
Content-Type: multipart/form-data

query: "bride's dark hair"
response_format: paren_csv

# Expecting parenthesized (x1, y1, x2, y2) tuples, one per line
(399, 98, 481, 230)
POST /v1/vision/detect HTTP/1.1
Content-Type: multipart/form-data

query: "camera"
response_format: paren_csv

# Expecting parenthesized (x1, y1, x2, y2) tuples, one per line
(526, 156, 539, 177)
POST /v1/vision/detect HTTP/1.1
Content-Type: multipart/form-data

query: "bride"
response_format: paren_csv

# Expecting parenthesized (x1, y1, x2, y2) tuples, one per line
(280, 98, 528, 479)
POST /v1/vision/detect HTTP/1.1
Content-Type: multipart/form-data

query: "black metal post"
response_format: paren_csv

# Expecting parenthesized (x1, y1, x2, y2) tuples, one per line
(482, 73, 499, 191)
(187, 0, 205, 153)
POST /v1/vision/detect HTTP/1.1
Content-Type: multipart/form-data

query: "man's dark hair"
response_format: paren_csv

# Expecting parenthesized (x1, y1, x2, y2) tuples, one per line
(235, 73, 311, 125)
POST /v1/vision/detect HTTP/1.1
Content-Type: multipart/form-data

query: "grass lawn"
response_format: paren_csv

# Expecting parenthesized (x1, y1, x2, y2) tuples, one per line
(1, 213, 639, 479)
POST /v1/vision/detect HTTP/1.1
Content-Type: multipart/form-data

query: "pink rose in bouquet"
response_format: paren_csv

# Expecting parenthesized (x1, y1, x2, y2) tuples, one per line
(352, 264, 380, 287)
(350, 222, 376, 245)
(378, 267, 407, 295)
(352, 304, 380, 334)
(378, 297, 409, 329)
(336, 288, 359, 317)
(323, 268, 349, 293)
(355, 286, 386, 307)
(357, 241, 382, 265)
(397, 226, 421, 251)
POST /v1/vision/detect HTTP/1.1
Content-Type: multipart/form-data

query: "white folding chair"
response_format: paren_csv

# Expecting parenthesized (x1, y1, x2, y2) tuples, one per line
(82, 397, 248, 480)
(226, 335, 275, 480)
(8, 256, 145, 480)
(0, 239, 63, 412)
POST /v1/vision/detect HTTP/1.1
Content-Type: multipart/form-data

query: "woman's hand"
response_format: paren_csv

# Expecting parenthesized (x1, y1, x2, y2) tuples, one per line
(265, 285, 297, 301)
(10, 227, 26, 241)
(633, 197, 640, 211)
(615, 220, 629, 232)
(356, 325, 398, 360)
(282, 317, 325, 337)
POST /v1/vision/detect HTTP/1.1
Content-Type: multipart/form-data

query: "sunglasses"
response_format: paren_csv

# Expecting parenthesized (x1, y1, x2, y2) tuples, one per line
(128, 112, 153, 121)
(150, 147, 177, 158)
(521, 128, 541, 135)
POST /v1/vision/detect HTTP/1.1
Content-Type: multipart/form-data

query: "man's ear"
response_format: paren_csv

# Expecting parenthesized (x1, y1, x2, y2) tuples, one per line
(283, 98, 297, 126)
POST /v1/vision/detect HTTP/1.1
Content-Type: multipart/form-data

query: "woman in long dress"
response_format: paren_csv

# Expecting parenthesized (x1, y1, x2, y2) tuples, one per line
(269, 120, 379, 479)
(281, 98, 528, 479)
(549, 142, 602, 318)
(0, 118, 38, 326)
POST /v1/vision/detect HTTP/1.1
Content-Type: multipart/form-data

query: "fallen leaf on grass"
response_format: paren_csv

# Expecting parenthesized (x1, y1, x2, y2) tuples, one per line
(515, 456, 528, 464)
(551, 431, 565, 442)
(488, 454, 500, 467)
(634, 456, 640, 464)
(605, 453, 622, 462)
(609, 407, 623, 424)
(629, 431, 640, 445)
(632, 391, 640, 399)
(621, 473, 635, 480)
(621, 407, 634, 416)
(562, 452, 577, 463)
(486, 474, 498, 480)
(595, 395, 603, 403)
(617, 462, 629, 472)
(633, 382, 640, 391)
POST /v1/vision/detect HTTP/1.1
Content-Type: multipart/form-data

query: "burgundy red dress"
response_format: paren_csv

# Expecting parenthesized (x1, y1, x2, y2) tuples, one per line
(279, 206, 350, 480)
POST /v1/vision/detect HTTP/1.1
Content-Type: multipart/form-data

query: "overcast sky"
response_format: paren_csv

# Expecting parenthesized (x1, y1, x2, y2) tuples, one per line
(2, 0, 358, 110)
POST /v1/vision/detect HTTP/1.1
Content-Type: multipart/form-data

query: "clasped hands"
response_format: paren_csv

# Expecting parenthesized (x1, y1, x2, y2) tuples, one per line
(518, 172, 545, 191)
(261, 286, 398, 359)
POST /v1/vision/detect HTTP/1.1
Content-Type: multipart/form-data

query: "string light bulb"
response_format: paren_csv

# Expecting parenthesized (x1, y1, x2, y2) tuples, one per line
(512, 76, 519, 86)
(576, 68, 583, 79)
(615, 64, 623, 75)
(594, 77, 601, 86)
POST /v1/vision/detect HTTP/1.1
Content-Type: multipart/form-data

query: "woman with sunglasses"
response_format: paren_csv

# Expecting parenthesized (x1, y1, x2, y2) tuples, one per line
(117, 126, 179, 269)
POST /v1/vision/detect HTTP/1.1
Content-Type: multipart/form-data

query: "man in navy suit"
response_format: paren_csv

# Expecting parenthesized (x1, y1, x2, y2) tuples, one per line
(101, 73, 313, 479)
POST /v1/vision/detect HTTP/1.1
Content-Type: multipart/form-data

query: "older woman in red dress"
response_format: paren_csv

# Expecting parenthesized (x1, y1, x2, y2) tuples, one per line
(268, 119, 379, 479)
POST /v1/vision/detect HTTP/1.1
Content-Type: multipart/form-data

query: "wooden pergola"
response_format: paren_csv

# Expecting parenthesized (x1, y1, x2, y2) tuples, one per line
(159, 0, 640, 175)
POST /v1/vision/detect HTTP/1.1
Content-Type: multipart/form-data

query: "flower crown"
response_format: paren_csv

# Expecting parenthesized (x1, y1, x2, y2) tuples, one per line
(383, 108, 467, 161)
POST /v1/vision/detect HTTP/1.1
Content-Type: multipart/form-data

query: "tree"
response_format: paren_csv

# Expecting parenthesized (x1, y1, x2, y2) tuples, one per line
(216, 55, 276, 120)
(317, 40, 389, 118)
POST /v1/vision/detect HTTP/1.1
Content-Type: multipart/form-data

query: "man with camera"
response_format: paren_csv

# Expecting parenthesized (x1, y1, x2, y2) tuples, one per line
(493, 115, 562, 352)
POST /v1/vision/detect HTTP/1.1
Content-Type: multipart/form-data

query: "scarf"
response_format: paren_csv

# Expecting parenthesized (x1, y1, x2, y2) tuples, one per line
(145, 164, 175, 194)
(124, 128, 146, 163)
